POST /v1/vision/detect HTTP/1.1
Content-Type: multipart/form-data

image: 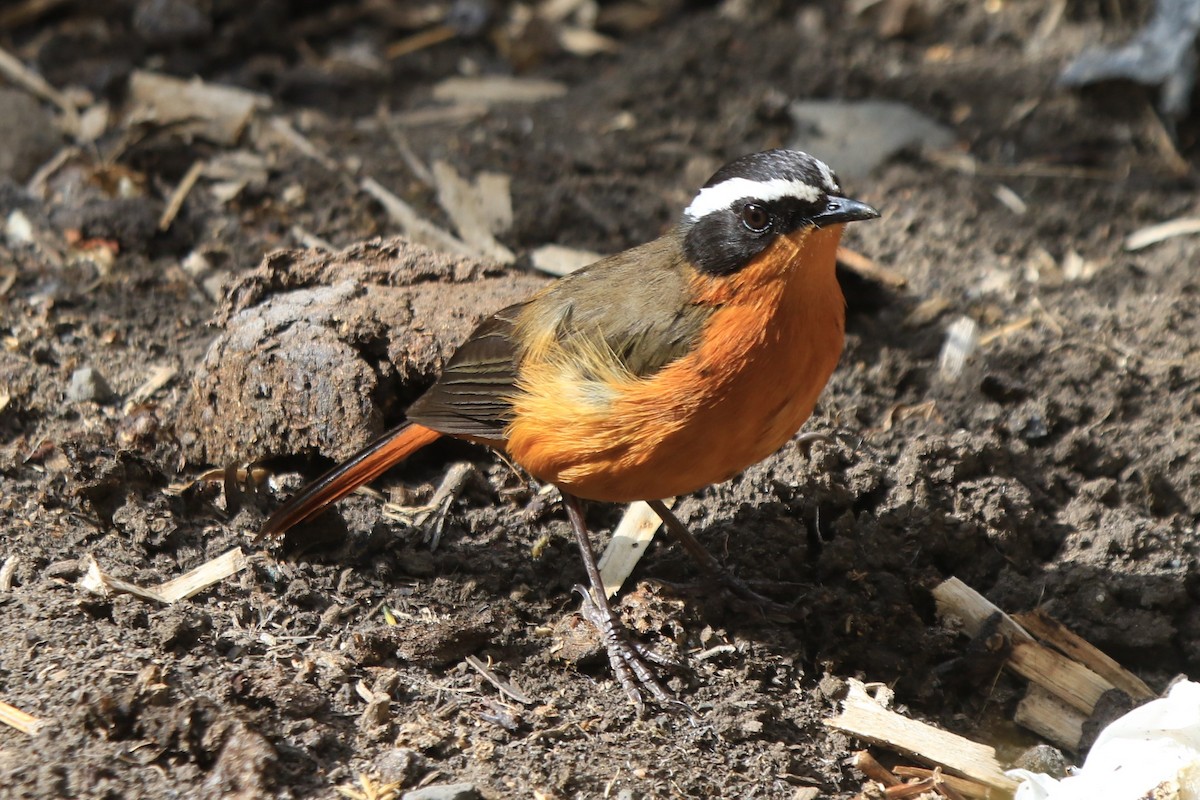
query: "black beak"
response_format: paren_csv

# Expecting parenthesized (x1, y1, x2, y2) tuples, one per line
(813, 196, 880, 227)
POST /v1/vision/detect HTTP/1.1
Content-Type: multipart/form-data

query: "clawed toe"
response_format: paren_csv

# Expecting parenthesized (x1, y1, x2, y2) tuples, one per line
(574, 585, 693, 717)
(383, 462, 480, 549)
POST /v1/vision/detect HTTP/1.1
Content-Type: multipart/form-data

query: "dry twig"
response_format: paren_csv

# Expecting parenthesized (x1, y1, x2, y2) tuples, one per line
(81, 548, 248, 604)
(0, 0, 71, 29)
(1125, 217, 1200, 251)
(464, 655, 535, 705)
(837, 245, 907, 288)
(0, 44, 78, 127)
(158, 160, 206, 231)
(0, 699, 43, 736)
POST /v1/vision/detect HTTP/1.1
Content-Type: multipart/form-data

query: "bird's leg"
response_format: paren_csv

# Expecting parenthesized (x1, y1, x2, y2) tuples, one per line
(561, 492, 687, 716)
(382, 462, 480, 550)
(646, 499, 798, 618)
(641, 432, 834, 615)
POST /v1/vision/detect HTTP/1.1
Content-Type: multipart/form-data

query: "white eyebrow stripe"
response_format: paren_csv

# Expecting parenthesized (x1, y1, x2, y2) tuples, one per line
(814, 159, 839, 192)
(683, 176, 822, 220)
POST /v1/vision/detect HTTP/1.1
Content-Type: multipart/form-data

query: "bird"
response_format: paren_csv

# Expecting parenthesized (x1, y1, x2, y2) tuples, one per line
(258, 149, 880, 713)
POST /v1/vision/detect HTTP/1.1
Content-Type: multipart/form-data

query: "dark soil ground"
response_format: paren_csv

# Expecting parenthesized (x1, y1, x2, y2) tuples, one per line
(2, 1, 1200, 797)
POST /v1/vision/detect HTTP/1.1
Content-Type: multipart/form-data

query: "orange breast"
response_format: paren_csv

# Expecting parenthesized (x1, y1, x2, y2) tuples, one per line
(504, 225, 847, 502)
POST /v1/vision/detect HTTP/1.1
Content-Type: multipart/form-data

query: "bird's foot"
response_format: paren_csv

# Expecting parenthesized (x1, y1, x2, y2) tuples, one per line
(645, 499, 801, 620)
(574, 584, 693, 718)
(383, 462, 480, 549)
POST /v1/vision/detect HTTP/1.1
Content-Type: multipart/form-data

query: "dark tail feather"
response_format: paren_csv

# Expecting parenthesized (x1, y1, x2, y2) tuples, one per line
(258, 423, 443, 540)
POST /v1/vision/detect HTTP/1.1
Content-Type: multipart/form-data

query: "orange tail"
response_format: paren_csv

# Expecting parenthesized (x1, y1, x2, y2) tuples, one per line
(259, 422, 443, 539)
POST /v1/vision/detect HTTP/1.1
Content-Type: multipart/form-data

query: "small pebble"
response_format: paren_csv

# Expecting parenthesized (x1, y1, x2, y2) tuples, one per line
(67, 367, 116, 403)
(402, 782, 480, 800)
(375, 747, 423, 785)
(0, 89, 58, 182)
(133, 0, 212, 43)
(1012, 743, 1070, 778)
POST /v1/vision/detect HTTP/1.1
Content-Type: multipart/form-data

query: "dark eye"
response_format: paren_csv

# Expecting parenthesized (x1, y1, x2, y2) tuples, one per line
(739, 202, 770, 233)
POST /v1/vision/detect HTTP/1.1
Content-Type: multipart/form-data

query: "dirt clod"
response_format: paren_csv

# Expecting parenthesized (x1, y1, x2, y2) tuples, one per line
(180, 238, 546, 465)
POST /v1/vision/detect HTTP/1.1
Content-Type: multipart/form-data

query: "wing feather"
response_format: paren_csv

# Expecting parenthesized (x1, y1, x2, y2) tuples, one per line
(407, 232, 713, 442)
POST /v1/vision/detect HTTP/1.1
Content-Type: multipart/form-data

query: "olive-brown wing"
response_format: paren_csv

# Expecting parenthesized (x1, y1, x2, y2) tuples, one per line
(405, 302, 527, 440)
(516, 235, 711, 380)
(408, 234, 711, 440)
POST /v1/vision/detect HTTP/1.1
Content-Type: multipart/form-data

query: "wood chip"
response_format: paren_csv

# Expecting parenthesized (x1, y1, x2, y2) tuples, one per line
(1061, 249, 1101, 281)
(5, 209, 33, 245)
(203, 150, 270, 204)
(360, 177, 476, 258)
(558, 26, 619, 56)
(978, 316, 1033, 347)
(386, 24, 457, 59)
(902, 296, 951, 328)
(431, 160, 515, 264)
(992, 184, 1027, 215)
(931, 577, 1034, 644)
(82, 555, 170, 603)
(1009, 641, 1114, 715)
(824, 679, 1019, 793)
(1012, 609, 1155, 701)
(935, 577, 1138, 739)
(692, 643, 737, 661)
(937, 316, 979, 382)
(597, 500, 669, 598)
(1124, 217, 1200, 251)
(529, 243, 603, 276)
(1142, 100, 1190, 177)
(0, 555, 17, 591)
(381, 123, 434, 186)
(431, 76, 568, 106)
(25, 145, 77, 199)
(1013, 683, 1087, 752)
(852, 749, 902, 787)
(166, 466, 270, 495)
(76, 102, 109, 143)
(128, 70, 269, 145)
(877, 399, 940, 433)
(291, 225, 335, 251)
(0, 699, 43, 736)
(265, 117, 340, 172)
(884, 777, 938, 798)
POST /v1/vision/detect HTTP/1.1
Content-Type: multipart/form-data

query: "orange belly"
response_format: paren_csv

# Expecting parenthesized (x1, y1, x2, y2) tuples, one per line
(504, 227, 847, 502)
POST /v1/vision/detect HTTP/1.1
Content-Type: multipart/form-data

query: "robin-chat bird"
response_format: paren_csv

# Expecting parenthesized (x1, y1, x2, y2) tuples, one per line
(259, 149, 880, 712)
